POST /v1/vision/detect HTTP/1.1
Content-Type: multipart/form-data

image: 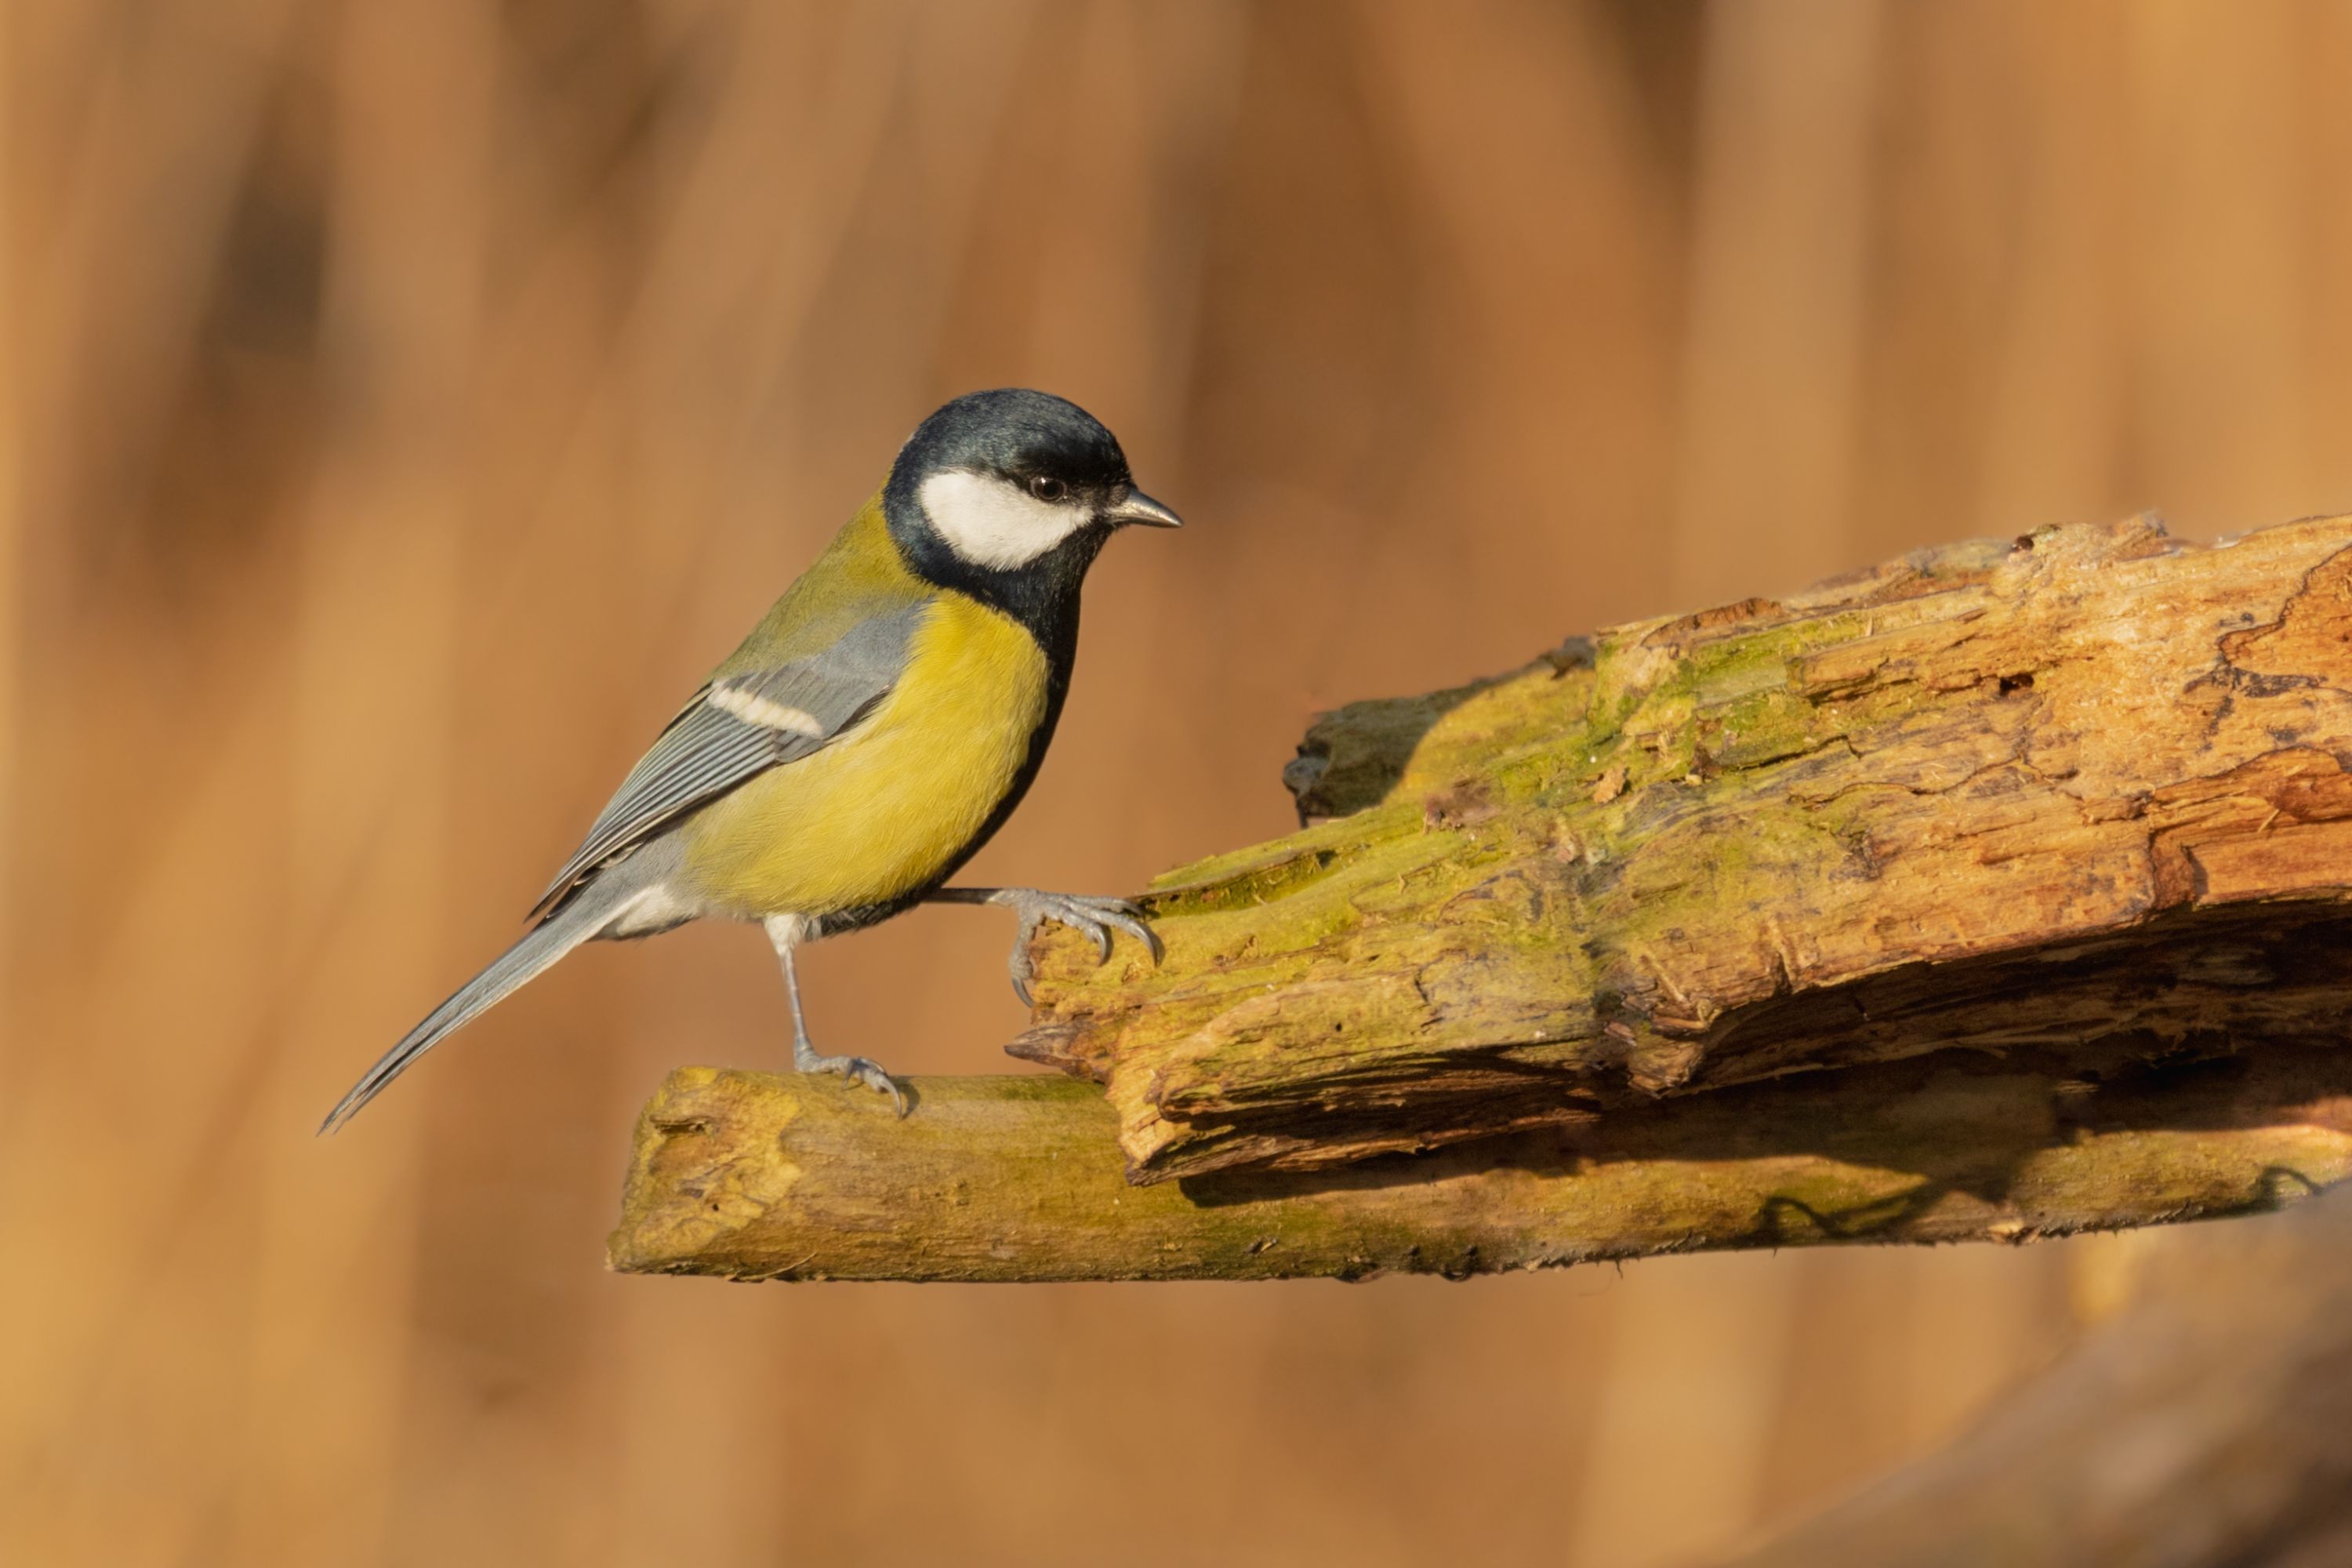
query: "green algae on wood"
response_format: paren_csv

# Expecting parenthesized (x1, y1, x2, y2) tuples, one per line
(608, 1050, 2352, 1284)
(1007, 515, 2352, 1185)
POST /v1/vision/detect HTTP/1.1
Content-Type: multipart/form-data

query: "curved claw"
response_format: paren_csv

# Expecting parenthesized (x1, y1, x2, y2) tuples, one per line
(988, 889, 1165, 1005)
(1097, 905, 1164, 965)
(799, 1049, 908, 1116)
(1006, 906, 1046, 1004)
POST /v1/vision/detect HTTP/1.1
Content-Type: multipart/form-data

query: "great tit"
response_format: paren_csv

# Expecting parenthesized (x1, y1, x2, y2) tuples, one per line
(321, 388, 1180, 1131)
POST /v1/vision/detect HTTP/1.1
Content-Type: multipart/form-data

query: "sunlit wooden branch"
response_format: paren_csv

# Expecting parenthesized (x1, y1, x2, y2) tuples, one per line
(1018, 514, 2352, 1185)
(612, 513, 2352, 1283)
(608, 1053, 2352, 1283)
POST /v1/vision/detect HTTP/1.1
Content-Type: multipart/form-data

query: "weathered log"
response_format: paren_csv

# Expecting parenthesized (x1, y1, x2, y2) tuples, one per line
(607, 1048, 2352, 1283)
(1725, 1178, 2352, 1568)
(1010, 514, 2352, 1185)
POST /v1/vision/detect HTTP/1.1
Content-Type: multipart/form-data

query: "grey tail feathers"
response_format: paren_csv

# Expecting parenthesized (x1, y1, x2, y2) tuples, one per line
(318, 874, 641, 1135)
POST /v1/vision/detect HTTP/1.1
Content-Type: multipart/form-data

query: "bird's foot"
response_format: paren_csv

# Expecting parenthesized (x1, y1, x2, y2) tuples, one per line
(984, 888, 1163, 1006)
(792, 1039, 907, 1116)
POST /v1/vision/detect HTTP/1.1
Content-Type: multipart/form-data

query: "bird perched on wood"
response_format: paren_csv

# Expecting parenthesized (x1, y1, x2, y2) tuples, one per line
(321, 389, 1178, 1132)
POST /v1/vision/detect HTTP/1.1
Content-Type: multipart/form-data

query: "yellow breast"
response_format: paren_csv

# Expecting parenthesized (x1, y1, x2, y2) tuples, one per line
(677, 595, 1051, 917)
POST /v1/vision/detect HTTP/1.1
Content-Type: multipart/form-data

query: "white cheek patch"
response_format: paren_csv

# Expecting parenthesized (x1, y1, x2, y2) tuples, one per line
(920, 470, 1086, 570)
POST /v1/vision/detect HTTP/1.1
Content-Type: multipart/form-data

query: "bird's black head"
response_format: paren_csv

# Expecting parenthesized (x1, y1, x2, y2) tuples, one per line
(882, 390, 1180, 622)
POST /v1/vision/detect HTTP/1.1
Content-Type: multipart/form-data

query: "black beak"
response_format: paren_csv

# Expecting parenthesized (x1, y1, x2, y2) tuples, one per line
(1105, 489, 1183, 529)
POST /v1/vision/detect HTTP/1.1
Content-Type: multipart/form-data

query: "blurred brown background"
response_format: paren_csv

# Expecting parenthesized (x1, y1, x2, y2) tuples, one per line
(7, 2, 2352, 1564)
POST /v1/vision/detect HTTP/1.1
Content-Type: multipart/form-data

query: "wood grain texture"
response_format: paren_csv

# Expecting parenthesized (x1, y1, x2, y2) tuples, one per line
(1009, 514, 2352, 1185)
(608, 1048, 2352, 1284)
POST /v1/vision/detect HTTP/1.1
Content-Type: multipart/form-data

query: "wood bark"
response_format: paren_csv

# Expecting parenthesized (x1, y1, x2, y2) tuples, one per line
(607, 1049, 2352, 1283)
(1004, 515, 2352, 1185)
(615, 510, 2352, 1280)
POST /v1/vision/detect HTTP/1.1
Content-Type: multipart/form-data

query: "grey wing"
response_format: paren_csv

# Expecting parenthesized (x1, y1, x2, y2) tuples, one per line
(529, 605, 926, 918)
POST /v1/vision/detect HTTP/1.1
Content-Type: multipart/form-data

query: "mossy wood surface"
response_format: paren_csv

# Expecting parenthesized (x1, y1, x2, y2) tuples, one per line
(608, 1053, 2352, 1283)
(1007, 515, 2352, 1185)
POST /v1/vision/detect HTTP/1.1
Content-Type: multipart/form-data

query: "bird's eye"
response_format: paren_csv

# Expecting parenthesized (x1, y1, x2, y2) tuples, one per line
(1027, 475, 1068, 503)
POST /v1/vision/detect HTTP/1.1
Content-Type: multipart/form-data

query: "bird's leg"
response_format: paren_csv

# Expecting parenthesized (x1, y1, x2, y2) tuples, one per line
(765, 915, 906, 1115)
(925, 887, 1163, 1006)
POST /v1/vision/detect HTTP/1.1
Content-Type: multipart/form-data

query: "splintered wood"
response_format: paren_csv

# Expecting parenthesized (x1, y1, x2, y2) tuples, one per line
(1009, 515, 2352, 1185)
